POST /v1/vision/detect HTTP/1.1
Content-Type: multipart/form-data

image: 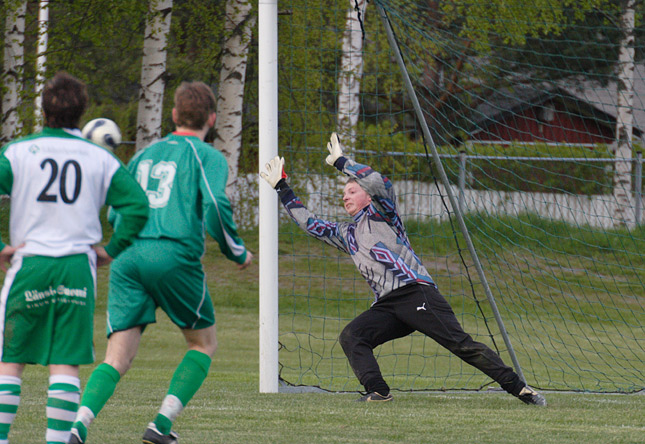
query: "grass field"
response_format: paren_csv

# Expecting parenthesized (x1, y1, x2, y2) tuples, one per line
(4, 219, 645, 443)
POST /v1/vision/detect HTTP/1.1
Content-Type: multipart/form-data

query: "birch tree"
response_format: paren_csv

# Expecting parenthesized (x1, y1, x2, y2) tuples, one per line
(337, 0, 367, 150)
(136, 0, 172, 150)
(613, 0, 636, 227)
(33, 0, 49, 132)
(214, 0, 255, 202)
(1, 0, 26, 144)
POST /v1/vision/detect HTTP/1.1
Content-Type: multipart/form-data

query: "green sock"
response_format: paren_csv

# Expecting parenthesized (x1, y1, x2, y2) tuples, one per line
(154, 350, 211, 434)
(72, 363, 121, 440)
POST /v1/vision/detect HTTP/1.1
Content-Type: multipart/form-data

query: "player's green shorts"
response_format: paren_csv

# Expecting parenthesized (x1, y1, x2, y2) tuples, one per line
(107, 238, 215, 335)
(0, 253, 96, 365)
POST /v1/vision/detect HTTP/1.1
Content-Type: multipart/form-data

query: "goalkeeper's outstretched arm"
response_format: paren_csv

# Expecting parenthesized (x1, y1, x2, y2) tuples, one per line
(260, 156, 350, 254)
(325, 132, 401, 229)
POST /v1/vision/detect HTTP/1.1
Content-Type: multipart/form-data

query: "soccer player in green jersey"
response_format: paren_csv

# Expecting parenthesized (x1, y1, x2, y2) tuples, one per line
(0, 72, 149, 444)
(69, 81, 253, 444)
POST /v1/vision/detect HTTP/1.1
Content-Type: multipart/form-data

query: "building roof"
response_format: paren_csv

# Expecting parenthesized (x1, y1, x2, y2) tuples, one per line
(563, 64, 645, 140)
(469, 79, 644, 139)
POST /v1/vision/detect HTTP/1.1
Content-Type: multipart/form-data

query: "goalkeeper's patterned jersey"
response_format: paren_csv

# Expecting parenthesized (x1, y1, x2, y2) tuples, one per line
(117, 132, 247, 264)
(0, 127, 148, 258)
(277, 157, 434, 302)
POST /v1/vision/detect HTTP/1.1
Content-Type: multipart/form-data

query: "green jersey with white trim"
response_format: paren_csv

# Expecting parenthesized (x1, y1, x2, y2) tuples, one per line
(121, 132, 247, 264)
(0, 127, 148, 258)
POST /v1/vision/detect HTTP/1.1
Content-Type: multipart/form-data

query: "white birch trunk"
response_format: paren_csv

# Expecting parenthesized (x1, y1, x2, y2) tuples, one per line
(2, 0, 26, 143)
(337, 0, 367, 151)
(33, 0, 49, 132)
(214, 0, 255, 203)
(136, 0, 172, 150)
(613, 0, 636, 227)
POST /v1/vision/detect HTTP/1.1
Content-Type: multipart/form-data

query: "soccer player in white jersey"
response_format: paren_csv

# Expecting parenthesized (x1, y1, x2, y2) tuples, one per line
(0, 72, 149, 444)
(69, 81, 253, 444)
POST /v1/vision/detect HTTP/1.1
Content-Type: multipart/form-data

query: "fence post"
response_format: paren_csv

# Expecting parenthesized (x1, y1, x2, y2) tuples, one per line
(459, 150, 466, 214)
(636, 151, 642, 225)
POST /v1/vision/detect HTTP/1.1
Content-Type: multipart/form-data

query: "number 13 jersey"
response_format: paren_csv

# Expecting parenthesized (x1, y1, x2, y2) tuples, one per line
(118, 132, 248, 264)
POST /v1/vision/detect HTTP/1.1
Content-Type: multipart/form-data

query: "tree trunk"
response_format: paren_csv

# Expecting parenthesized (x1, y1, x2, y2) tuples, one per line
(214, 0, 255, 203)
(337, 0, 367, 151)
(1, 0, 26, 144)
(33, 0, 49, 132)
(613, 0, 635, 227)
(136, 0, 172, 150)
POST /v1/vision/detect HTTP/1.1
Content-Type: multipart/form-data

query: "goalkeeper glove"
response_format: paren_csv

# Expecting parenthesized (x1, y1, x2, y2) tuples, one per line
(326, 132, 344, 166)
(260, 156, 287, 188)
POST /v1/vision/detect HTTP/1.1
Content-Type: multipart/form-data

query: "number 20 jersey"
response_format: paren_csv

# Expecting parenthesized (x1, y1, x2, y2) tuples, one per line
(0, 127, 148, 258)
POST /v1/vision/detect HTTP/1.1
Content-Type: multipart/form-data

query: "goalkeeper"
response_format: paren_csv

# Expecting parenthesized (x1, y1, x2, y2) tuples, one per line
(260, 133, 546, 405)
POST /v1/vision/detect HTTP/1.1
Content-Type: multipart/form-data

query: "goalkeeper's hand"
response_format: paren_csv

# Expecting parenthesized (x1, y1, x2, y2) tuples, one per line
(326, 132, 344, 166)
(260, 156, 287, 188)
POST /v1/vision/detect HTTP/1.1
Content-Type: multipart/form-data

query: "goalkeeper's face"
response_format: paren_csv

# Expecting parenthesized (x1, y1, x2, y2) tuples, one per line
(343, 181, 371, 216)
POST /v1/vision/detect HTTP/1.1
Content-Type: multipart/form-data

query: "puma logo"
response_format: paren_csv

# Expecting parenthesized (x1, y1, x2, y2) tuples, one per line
(417, 303, 426, 311)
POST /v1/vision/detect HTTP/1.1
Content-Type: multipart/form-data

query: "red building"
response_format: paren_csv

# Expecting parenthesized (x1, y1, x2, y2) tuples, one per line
(469, 83, 642, 145)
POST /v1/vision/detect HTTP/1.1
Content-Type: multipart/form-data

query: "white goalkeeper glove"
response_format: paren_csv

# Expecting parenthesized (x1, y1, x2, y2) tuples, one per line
(260, 156, 287, 188)
(326, 132, 344, 166)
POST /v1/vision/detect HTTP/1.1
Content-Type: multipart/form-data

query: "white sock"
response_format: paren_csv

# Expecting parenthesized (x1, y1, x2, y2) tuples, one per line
(0, 376, 21, 444)
(46, 375, 80, 444)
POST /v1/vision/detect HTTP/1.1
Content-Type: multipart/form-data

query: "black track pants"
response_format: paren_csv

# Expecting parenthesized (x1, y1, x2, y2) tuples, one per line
(338, 284, 525, 395)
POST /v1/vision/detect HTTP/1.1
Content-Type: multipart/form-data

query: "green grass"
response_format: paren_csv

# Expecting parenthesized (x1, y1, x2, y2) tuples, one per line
(9, 308, 645, 444)
(276, 215, 644, 393)
(3, 215, 645, 443)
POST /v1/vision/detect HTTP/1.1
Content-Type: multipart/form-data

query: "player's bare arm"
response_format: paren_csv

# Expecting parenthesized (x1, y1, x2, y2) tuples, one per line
(238, 251, 253, 270)
(92, 245, 113, 267)
(0, 244, 20, 272)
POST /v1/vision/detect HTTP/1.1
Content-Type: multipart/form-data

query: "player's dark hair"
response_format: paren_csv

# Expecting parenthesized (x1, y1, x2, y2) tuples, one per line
(174, 81, 216, 130)
(42, 71, 88, 129)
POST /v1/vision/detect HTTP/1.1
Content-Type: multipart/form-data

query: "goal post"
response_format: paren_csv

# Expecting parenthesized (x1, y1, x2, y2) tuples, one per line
(258, 0, 279, 393)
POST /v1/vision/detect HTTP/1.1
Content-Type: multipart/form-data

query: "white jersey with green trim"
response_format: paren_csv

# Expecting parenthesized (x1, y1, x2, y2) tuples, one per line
(0, 127, 148, 258)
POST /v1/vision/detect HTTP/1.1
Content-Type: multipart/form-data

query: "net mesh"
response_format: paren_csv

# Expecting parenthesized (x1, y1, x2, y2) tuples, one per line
(275, 0, 645, 393)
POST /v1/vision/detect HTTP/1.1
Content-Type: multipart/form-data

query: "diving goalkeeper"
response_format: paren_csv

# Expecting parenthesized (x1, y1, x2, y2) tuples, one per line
(260, 133, 546, 405)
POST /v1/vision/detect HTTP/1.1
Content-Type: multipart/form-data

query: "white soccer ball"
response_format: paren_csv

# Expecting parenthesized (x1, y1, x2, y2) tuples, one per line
(82, 118, 122, 151)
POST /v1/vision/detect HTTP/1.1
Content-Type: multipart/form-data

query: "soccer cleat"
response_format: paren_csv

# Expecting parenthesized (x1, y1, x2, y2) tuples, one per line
(356, 391, 394, 402)
(67, 429, 84, 444)
(518, 386, 547, 406)
(142, 422, 179, 444)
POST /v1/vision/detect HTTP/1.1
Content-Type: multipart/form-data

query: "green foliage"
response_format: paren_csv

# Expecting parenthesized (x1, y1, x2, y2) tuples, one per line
(440, 0, 610, 50)
(275, 0, 344, 160)
(1, 0, 231, 141)
(353, 120, 432, 180)
(493, 1, 645, 84)
(284, 119, 433, 180)
(3, 0, 639, 177)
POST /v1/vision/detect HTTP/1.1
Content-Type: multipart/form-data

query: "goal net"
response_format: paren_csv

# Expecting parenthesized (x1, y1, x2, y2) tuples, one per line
(274, 0, 644, 393)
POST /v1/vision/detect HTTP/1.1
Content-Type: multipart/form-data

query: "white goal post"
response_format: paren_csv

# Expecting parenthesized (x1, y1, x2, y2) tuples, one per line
(258, 0, 279, 393)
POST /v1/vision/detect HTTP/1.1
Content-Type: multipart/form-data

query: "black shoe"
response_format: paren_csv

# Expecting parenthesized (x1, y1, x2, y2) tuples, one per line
(142, 422, 179, 444)
(68, 429, 84, 444)
(356, 391, 393, 402)
(518, 386, 547, 406)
